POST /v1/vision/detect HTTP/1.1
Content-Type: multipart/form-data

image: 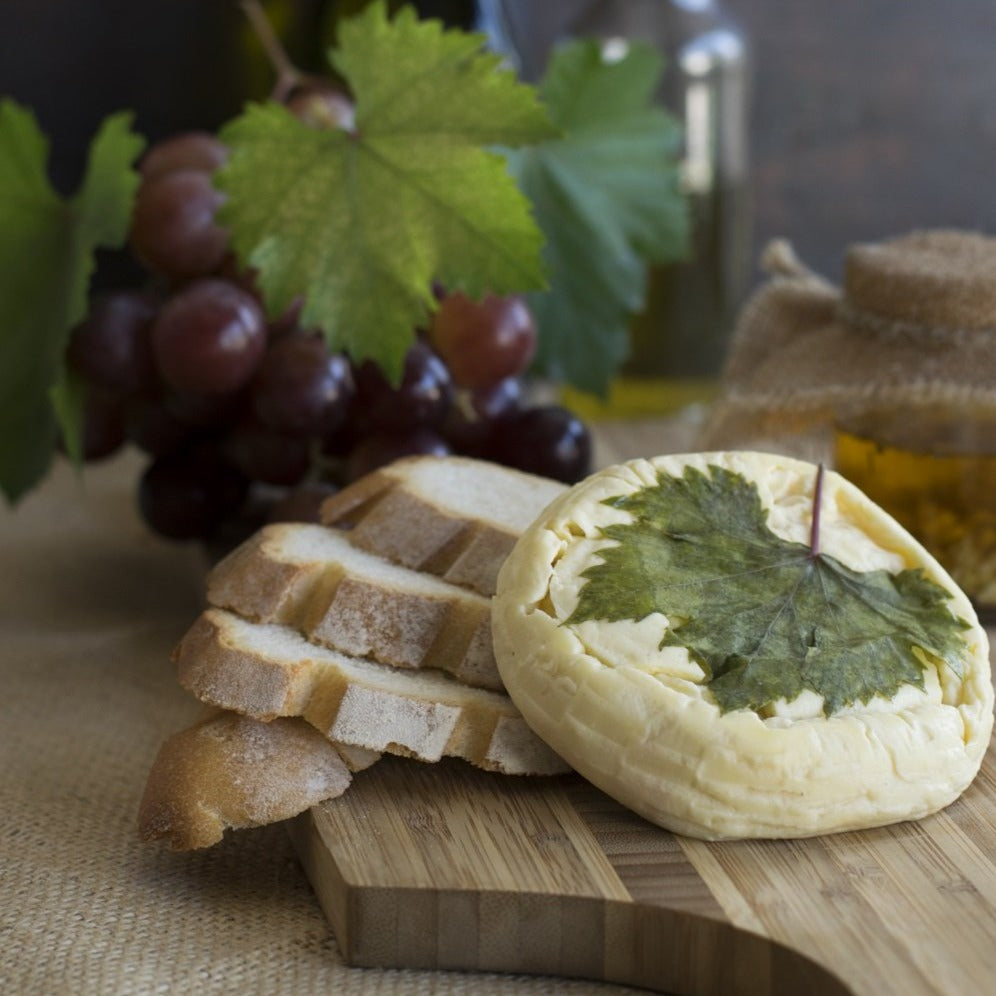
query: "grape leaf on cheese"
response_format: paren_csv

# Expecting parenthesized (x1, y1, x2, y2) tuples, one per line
(504, 39, 689, 395)
(0, 101, 143, 502)
(215, 1, 556, 382)
(567, 465, 969, 715)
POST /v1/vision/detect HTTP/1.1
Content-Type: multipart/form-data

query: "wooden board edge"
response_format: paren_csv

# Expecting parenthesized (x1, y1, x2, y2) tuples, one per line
(288, 808, 853, 995)
(287, 808, 354, 955)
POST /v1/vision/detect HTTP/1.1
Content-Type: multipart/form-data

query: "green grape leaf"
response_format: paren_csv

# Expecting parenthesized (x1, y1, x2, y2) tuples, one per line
(567, 464, 970, 715)
(505, 39, 690, 396)
(0, 101, 143, 503)
(215, 1, 556, 382)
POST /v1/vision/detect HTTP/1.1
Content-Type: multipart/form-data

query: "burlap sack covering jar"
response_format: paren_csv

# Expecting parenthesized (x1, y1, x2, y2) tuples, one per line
(701, 229, 996, 458)
(701, 229, 996, 609)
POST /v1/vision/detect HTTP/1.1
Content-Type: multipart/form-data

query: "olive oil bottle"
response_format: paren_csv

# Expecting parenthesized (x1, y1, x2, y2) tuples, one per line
(479, 0, 752, 417)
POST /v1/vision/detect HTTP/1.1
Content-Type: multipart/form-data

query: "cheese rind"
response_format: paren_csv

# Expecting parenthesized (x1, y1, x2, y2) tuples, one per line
(492, 451, 994, 840)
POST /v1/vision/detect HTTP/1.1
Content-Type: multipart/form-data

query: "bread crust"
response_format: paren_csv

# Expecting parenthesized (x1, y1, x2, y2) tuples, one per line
(137, 710, 353, 850)
(175, 608, 568, 776)
(320, 456, 565, 596)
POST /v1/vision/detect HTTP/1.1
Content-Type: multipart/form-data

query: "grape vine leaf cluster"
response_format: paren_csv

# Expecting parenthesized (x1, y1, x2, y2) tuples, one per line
(0, 101, 143, 502)
(215, 0, 556, 383)
(567, 465, 969, 715)
(505, 40, 690, 396)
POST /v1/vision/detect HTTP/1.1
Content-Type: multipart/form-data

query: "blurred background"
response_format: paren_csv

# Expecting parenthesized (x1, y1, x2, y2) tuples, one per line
(5, 0, 995, 287)
(738, 0, 996, 282)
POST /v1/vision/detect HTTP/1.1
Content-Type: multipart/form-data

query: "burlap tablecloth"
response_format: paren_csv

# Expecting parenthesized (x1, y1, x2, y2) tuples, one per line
(2, 420, 697, 996)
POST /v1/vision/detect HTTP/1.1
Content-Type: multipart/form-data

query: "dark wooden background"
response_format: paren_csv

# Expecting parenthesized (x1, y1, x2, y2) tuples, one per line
(3, 0, 995, 288)
(735, 0, 996, 282)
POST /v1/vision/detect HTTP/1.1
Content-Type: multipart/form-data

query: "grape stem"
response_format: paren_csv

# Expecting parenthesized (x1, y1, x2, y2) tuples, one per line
(240, 0, 311, 102)
(809, 462, 825, 558)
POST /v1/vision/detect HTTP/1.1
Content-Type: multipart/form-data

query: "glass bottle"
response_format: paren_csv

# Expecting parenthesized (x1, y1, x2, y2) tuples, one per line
(477, 0, 752, 416)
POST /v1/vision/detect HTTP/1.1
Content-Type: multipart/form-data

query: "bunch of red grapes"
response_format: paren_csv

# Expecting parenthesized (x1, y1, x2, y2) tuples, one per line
(66, 96, 591, 545)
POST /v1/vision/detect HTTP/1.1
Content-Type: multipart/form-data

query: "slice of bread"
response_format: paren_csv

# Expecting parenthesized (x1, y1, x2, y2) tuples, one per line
(207, 522, 502, 692)
(175, 608, 569, 776)
(137, 710, 356, 850)
(319, 455, 566, 597)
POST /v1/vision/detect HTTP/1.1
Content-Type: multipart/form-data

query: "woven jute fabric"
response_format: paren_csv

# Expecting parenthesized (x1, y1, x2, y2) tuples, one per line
(1, 449, 658, 996)
(699, 230, 996, 458)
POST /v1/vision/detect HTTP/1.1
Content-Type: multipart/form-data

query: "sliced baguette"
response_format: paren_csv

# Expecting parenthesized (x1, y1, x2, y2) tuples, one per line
(207, 522, 502, 692)
(175, 608, 569, 776)
(137, 710, 358, 850)
(319, 455, 566, 597)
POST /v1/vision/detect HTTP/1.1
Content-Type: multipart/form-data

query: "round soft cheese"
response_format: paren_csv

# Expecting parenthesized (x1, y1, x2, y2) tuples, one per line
(492, 451, 994, 839)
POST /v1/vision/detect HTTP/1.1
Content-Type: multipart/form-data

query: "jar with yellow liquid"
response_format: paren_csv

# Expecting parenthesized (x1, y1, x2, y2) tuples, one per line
(835, 405, 996, 620)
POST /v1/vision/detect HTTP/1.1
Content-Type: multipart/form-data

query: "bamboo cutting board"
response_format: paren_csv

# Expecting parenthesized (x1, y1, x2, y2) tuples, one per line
(289, 725, 996, 996)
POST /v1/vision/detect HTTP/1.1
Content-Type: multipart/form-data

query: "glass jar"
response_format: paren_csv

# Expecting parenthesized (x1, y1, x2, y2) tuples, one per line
(834, 403, 996, 620)
(478, 0, 752, 415)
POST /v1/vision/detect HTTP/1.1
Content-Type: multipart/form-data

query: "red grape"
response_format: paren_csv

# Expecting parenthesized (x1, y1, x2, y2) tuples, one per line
(471, 377, 524, 421)
(345, 428, 451, 482)
(251, 334, 354, 437)
(151, 279, 266, 395)
(488, 405, 592, 484)
(222, 417, 312, 486)
(354, 341, 453, 431)
(429, 292, 537, 390)
(318, 408, 365, 458)
(138, 444, 248, 541)
(124, 391, 191, 456)
(67, 290, 158, 395)
(139, 132, 228, 180)
(65, 389, 126, 462)
(441, 378, 522, 454)
(130, 169, 228, 279)
(162, 387, 246, 428)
